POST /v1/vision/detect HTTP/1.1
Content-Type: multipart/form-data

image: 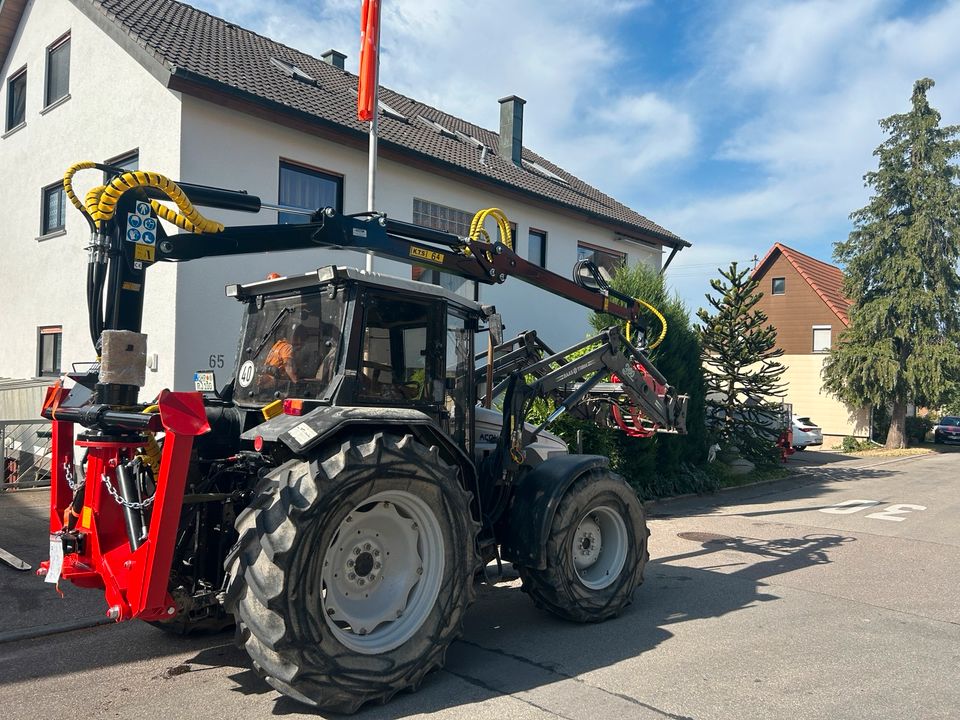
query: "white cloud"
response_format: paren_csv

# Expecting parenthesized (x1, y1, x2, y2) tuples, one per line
(187, 0, 697, 192)
(655, 0, 960, 308)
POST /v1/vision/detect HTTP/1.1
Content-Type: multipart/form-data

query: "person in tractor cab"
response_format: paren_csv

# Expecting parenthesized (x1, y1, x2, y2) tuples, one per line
(261, 324, 307, 387)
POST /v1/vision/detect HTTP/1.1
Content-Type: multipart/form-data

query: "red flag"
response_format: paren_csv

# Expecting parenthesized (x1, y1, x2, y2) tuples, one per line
(358, 0, 380, 122)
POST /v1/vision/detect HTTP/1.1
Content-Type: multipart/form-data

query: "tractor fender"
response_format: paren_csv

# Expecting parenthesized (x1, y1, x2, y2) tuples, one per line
(242, 406, 477, 491)
(499, 454, 610, 570)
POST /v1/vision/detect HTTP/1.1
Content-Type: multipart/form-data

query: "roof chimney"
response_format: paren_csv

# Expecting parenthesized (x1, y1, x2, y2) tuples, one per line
(321, 49, 346, 70)
(498, 95, 525, 166)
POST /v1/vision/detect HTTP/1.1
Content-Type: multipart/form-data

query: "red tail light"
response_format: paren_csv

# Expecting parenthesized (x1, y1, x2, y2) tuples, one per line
(283, 399, 305, 416)
(800, 427, 816, 433)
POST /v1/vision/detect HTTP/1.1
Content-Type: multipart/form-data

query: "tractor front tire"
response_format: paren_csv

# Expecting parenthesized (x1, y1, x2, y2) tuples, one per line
(224, 432, 480, 713)
(517, 470, 649, 623)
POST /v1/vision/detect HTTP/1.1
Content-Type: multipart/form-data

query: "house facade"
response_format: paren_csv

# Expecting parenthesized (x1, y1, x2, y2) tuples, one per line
(752, 243, 870, 442)
(0, 0, 688, 402)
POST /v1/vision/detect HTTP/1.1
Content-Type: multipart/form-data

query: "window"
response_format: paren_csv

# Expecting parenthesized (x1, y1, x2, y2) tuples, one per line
(278, 160, 342, 224)
(813, 325, 832, 353)
(772, 277, 785, 295)
(413, 198, 473, 236)
(45, 34, 70, 108)
(444, 313, 472, 445)
(358, 295, 437, 404)
(6, 67, 26, 131)
(412, 198, 478, 300)
(577, 242, 625, 276)
(528, 228, 547, 268)
(38, 326, 62, 376)
(41, 182, 66, 235)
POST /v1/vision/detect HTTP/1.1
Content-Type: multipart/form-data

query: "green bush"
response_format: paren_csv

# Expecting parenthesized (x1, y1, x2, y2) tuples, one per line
(905, 415, 933, 445)
(839, 436, 874, 452)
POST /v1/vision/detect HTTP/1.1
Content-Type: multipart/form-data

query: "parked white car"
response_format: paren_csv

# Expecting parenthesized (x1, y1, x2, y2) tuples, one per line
(792, 416, 823, 450)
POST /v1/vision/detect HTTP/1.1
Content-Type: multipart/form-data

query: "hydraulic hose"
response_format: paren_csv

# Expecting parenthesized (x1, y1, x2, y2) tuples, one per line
(62, 163, 225, 234)
(627, 299, 668, 351)
(64, 162, 226, 350)
(469, 207, 514, 250)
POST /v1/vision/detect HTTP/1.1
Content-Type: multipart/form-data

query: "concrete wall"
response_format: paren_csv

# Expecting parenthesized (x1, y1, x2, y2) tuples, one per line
(0, 0, 182, 400)
(781, 354, 870, 440)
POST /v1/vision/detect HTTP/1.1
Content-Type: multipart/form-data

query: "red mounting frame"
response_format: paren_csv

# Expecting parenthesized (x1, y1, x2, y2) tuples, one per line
(41, 388, 210, 621)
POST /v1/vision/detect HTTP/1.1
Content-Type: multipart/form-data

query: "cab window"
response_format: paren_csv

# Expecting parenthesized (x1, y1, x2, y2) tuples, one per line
(358, 295, 438, 404)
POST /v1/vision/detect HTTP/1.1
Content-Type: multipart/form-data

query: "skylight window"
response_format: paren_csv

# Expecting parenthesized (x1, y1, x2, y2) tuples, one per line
(453, 130, 491, 151)
(522, 159, 569, 185)
(415, 115, 457, 138)
(378, 99, 407, 121)
(349, 88, 407, 121)
(270, 57, 319, 86)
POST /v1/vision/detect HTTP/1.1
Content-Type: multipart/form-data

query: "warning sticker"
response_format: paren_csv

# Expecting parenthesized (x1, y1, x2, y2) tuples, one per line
(289, 422, 319, 445)
(135, 244, 155, 261)
(410, 246, 445, 264)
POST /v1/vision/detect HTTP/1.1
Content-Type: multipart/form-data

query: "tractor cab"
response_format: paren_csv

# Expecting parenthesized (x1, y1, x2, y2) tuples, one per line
(229, 266, 482, 449)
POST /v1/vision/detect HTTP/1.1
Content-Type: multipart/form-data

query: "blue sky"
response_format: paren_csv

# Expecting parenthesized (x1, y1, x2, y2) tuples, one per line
(188, 0, 960, 315)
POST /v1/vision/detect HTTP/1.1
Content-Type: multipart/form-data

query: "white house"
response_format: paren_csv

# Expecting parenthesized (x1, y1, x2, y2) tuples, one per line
(0, 0, 689, 402)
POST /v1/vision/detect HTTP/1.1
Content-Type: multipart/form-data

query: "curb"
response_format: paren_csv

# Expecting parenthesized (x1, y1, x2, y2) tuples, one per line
(0, 616, 111, 644)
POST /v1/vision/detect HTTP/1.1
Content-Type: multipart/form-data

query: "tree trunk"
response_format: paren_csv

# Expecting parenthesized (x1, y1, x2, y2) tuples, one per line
(885, 400, 908, 449)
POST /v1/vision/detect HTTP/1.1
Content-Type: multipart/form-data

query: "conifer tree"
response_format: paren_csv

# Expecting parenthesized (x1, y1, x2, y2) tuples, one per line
(823, 78, 960, 448)
(697, 262, 786, 465)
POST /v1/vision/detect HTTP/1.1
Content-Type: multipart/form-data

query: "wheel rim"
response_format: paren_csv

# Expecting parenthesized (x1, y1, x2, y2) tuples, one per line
(571, 505, 628, 590)
(320, 490, 445, 654)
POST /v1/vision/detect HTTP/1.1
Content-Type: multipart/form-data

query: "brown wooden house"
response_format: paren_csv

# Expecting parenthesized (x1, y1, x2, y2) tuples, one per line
(752, 243, 870, 441)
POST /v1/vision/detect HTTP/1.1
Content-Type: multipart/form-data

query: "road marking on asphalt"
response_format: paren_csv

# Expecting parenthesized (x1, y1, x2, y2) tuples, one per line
(819, 500, 882, 514)
(864, 503, 927, 522)
(819, 499, 926, 522)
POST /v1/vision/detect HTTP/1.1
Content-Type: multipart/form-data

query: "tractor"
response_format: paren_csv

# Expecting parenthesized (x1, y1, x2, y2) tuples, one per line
(38, 163, 688, 713)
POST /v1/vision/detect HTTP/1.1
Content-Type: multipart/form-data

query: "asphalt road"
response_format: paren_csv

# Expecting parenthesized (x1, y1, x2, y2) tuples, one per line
(1, 448, 957, 719)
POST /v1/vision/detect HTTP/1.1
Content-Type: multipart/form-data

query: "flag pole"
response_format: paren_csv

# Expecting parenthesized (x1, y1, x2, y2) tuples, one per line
(364, 1, 381, 273)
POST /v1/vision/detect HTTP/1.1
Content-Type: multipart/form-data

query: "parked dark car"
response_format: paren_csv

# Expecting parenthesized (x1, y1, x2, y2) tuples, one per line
(934, 416, 960, 444)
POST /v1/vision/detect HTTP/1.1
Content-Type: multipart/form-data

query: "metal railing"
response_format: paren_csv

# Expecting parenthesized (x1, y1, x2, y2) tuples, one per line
(1, 420, 52, 490)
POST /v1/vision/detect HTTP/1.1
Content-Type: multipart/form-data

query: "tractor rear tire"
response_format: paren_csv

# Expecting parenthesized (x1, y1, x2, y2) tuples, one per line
(517, 470, 649, 623)
(224, 432, 480, 713)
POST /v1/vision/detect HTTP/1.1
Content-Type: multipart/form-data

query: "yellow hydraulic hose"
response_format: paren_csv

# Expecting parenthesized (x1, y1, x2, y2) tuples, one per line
(62, 163, 224, 233)
(469, 207, 513, 250)
(63, 161, 98, 216)
(626, 298, 668, 350)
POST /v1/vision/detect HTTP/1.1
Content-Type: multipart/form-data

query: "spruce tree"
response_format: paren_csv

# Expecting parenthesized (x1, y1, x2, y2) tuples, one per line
(697, 262, 786, 465)
(823, 78, 960, 448)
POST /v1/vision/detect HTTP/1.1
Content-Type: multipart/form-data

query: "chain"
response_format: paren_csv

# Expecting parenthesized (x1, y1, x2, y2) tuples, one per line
(100, 472, 156, 510)
(63, 460, 79, 491)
